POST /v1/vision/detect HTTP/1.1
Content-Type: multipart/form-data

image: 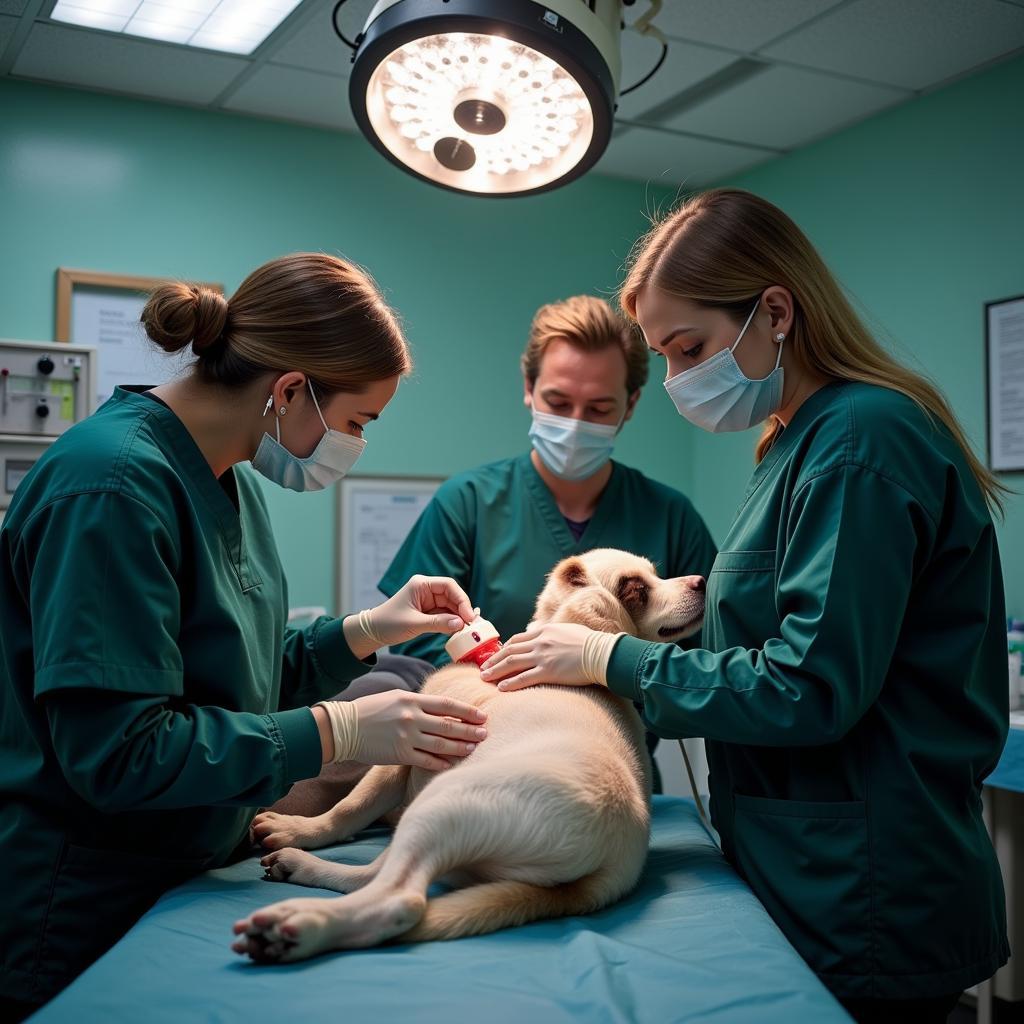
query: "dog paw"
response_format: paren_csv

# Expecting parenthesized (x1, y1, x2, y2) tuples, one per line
(250, 811, 332, 851)
(231, 897, 341, 963)
(260, 848, 322, 886)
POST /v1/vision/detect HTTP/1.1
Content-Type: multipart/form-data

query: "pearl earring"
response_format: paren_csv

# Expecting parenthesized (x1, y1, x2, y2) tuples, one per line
(775, 333, 785, 342)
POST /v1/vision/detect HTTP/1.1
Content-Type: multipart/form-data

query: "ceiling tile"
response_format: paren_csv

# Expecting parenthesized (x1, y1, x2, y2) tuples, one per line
(11, 22, 248, 103)
(266, 0, 375, 76)
(661, 64, 906, 149)
(0, 0, 29, 15)
(595, 125, 773, 186)
(222, 62, 357, 132)
(616, 31, 737, 120)
(0, 13, 18, 54)
(644, 0, 843, 52)
(761, 0, 1024, 89)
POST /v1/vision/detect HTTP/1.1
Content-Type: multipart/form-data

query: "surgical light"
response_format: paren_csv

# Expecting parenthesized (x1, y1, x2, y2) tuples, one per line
(340, 1, 631, 197)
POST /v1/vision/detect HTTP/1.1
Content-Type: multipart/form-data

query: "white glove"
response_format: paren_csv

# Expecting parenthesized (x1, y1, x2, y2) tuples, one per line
(345, 575, 475, 657)
(316, 689, 488, 772)
(479, 623, 625, 691)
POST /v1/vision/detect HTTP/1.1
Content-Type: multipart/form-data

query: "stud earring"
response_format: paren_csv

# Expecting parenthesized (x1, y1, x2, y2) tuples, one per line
(279, 406, 287, 415)
(775, 333, 785, 342)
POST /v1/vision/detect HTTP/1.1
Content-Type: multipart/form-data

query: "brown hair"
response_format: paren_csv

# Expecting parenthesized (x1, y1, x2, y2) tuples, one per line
(620, 188, 1008, 515)
(521, 295, 648, 395)
(141, 253, 411, 393)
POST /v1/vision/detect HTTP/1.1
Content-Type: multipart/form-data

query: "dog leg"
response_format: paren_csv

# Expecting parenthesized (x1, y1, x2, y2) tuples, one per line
(251, 765, 410, 851)
(260, 847, 389, 894)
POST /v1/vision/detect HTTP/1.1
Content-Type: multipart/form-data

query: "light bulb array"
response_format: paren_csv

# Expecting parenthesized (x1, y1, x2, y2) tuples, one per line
(364, 32, 595, 193)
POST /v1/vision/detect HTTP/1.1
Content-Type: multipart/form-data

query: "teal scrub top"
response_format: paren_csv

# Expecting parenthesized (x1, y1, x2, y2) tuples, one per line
(607, 381, 1009, 1000)
(379, 452, 718, 665)
(0, 387, 373, 1005)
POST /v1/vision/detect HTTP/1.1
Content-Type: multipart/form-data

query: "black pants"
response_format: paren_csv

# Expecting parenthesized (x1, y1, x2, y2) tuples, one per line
(839, 991, 962, 1024)
(0, 996, 40, 1023)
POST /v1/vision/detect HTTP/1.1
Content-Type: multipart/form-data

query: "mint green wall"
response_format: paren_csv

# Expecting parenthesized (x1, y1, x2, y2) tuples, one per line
(0, 79, 686, 612)
(3, 54, 1021, 617)
(693, 53, 1024, 616)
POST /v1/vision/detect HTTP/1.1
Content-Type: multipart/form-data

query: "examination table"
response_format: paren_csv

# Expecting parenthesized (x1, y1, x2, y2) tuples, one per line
(30, 797, 850, 1023)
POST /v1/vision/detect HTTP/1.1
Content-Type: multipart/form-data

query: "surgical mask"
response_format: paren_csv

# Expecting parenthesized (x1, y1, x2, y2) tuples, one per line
(251, 380, 365, 492)
(663, 299, 784, 433)
(529, 406, 623, 481)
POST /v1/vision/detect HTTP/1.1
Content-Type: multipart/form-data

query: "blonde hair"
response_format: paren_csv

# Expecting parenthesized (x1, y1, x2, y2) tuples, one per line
(521, 295, 648, 395)
(141, 253, 411, 393)
(620, 189, 1007, 515)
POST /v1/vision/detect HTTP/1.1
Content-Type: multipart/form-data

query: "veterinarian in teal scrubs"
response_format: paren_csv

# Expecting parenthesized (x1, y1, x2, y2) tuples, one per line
(0, 255, 488, 1021)
(381, 294, 716, 662)
(480, 191, 1009, 1024)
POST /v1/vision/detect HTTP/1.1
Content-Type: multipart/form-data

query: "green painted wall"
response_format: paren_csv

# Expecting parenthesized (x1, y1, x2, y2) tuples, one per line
(0, 79, 685, 612)
(695, 52, 1024, 616)
(3, 51, 1021, 617)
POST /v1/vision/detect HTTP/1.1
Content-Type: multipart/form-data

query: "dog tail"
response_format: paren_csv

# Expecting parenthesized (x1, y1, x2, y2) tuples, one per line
(396, 871, 623, 943)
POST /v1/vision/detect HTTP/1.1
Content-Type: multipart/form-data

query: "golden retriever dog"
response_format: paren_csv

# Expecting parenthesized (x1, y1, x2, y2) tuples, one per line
(232, 549, 705, 963)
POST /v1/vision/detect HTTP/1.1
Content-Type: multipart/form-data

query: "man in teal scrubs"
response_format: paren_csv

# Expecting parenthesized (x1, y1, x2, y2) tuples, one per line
(380, 296, 717, 784)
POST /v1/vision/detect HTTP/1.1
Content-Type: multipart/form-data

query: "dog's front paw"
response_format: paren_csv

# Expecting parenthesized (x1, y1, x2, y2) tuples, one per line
(261, 848, 322, 886)
(250, 811, 333, 850)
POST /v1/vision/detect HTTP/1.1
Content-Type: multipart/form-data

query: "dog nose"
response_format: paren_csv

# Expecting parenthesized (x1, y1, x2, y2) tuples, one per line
(689, 576, 706, 593)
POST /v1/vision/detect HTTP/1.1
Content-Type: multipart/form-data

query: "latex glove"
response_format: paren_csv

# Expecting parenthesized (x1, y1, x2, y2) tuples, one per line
(317, 689, 488, 772)
(479, 623, 624, 691)
(344, 575, 475, 658)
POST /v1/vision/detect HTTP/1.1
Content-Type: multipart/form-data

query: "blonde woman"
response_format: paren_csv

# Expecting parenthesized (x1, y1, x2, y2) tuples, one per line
(0, 254, 486, 1020)
(481, 190, 1009, 1023)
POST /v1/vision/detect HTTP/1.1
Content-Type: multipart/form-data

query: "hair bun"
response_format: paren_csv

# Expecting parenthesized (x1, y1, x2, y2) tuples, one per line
(141, 282, 229, 357)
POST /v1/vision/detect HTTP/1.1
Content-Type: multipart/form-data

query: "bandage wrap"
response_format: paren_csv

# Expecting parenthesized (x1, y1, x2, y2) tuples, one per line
(314, 699, 361, 764)
(355, 607, 389, 649)
(581, 631, 626, 686)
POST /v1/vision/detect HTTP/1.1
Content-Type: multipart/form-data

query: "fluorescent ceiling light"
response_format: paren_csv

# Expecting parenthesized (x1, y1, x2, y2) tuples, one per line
(50, 0, 304, 54)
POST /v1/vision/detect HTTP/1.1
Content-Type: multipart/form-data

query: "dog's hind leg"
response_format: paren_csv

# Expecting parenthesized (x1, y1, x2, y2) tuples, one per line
(398, 869, 628, 942)
(251, 765, 411, 851)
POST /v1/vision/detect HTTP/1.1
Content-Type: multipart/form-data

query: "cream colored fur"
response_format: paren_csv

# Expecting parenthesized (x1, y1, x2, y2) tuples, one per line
(235, 549, 705, 963)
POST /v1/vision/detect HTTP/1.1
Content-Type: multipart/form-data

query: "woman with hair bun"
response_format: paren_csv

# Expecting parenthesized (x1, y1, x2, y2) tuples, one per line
(0, 253, 488, 1019)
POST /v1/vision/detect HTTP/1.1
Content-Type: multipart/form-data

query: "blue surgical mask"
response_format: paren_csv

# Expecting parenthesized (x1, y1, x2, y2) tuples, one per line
(251, 380, 365, 492)
(663, 298, 784, 433)
(529, 406, 622, 481)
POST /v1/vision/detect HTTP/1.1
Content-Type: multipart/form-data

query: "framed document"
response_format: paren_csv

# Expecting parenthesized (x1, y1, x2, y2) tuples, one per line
(986, 293, 1024, 473)
(55, 268, 223, 407)
(336, 475, 444, 617)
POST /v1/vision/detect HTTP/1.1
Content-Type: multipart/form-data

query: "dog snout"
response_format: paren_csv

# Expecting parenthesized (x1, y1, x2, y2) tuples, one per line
(685, 575, 705, 593)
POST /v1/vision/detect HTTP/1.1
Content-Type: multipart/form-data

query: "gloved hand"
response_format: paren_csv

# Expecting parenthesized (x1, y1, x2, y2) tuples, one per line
(479, 622, 624, 691)
(344, 575, 475, 657)
(316, 689, 488, 771)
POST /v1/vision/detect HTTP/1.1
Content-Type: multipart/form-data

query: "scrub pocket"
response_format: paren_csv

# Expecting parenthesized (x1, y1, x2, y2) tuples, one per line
(705, 550, 779, 650)
(731, 793, 872, 978)
(37, 843, 206, 989)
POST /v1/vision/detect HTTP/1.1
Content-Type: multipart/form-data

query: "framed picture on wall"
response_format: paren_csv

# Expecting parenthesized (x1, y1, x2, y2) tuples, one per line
(985, 293, 1024, 473)
(336, 475, 444, 618)
(55, 268, 223, 408)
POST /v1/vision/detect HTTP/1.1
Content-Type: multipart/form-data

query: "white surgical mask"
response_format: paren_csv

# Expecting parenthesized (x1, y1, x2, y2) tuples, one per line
(251, 380, 365, 492)
(529, 406, 622, 481)
(663, 298, 784, 433)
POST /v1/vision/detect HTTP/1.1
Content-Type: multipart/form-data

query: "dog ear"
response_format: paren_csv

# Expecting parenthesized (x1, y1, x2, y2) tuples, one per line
(552, 586, 635, 635)
(559, 559, 589, 588)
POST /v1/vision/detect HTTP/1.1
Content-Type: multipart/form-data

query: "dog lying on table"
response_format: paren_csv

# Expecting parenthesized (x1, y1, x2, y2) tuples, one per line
(232, 548, 706, 963)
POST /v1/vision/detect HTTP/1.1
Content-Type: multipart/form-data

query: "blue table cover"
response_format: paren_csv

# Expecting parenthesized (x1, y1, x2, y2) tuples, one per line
(31, 797, 849, 1023)
(985, 723, 1024, 793)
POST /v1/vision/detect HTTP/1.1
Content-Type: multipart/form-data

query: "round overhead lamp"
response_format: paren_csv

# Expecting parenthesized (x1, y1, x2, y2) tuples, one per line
(339, 1, 624, 197)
